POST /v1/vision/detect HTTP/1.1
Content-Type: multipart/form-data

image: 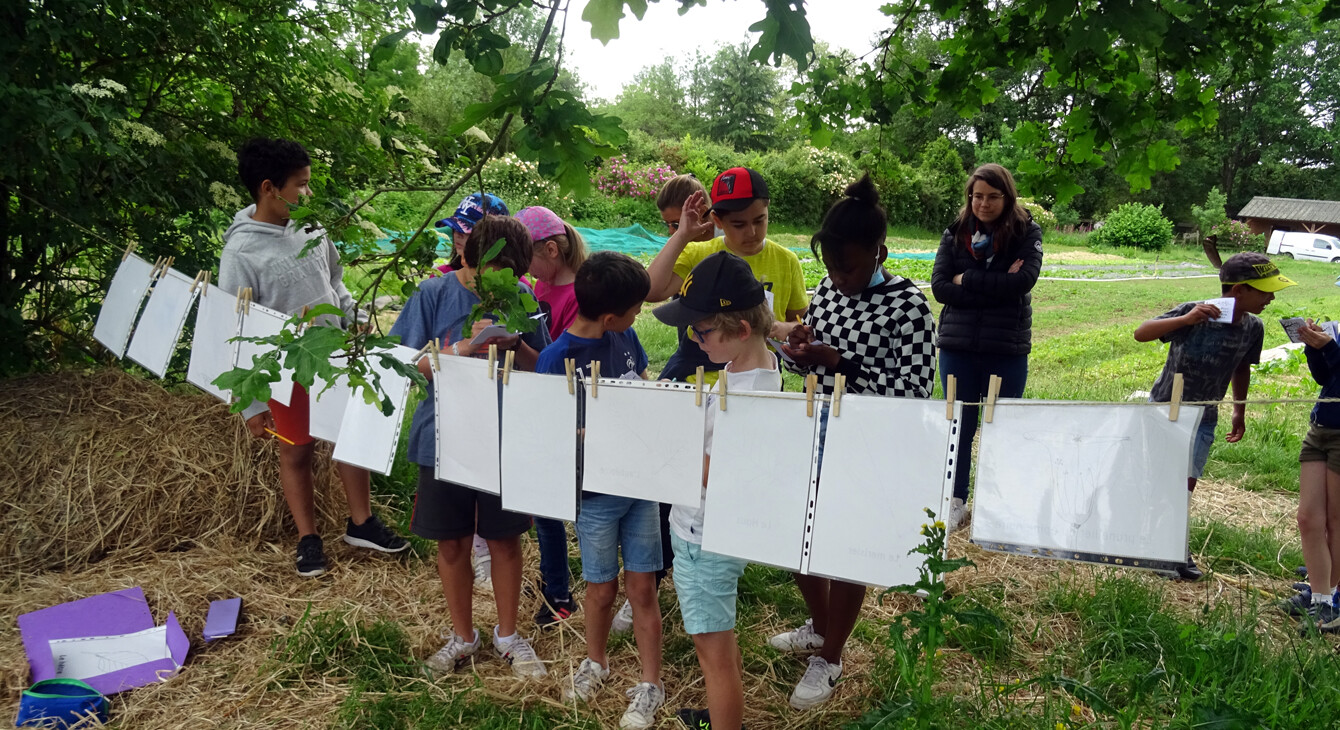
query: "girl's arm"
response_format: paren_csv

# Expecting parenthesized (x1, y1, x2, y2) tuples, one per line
(930, 230, 1013, 308)
(1301, 323, 1338, 385)
(646, 191, 712, 302)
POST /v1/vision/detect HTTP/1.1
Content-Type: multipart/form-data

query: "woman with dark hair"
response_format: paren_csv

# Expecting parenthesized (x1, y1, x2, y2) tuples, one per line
(930, 163, 1044, 532)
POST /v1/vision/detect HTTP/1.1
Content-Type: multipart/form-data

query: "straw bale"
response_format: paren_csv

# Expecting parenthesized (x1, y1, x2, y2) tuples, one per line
(0, 370, 348, 574)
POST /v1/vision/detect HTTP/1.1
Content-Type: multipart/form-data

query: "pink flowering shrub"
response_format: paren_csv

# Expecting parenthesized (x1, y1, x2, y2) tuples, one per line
(1209, 219, 1264, 249)
(594, 156, 677, 200)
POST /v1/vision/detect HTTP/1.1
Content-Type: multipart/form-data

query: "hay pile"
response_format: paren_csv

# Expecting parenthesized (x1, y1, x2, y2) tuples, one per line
(0, 370, 347, 573)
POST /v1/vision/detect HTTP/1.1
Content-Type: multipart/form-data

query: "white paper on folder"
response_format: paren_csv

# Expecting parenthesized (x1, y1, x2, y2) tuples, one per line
(435, 355, 502, 494)
(331, 345, 418, 475)
(235, 303, 297, 407)
(307, 372, 352, 444)
(971, 400, 1202, 564)
(701, 391, 818, 572)
(126, 268, 200, 377)
(582, 379, 706, 507)
(93, 254, 156, 357)
(1205, 297, 1235, 323)
(500, 371, 578, 521)
(49, 625, 171, 680)
(807, 397, 957, 587)
(186, 284, 240, 402)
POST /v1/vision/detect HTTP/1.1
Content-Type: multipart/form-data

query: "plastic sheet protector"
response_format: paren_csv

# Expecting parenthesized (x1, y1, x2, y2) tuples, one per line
(234, 303, 296, 407)
(807, 397, 958, 587)
(126, 268, 199, 377)
(701, 391, 819, 572)
(92, 254, 155, 357)
(500, 371, 579, 521)
(185, 284, 239, 401)
(331, 345, 417, 475)
(582, 378, 707, 507)
(307, 371, 352, 444)
(971, 400, 1203, 569)
(435, 355, 503, 494)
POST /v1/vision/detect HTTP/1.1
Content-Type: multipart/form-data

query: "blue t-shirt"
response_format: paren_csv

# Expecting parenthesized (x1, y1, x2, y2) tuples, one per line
(535, 329, 648, 379)
(389, 272, 550, 467)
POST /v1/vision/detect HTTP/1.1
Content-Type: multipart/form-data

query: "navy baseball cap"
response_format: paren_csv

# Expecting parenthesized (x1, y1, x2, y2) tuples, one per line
(435, 192, 509, 234)
(652, 251, 766, 327)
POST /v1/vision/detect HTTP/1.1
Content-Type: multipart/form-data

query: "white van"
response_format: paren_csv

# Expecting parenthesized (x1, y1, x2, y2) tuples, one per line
(1268, 230, 1340, 262)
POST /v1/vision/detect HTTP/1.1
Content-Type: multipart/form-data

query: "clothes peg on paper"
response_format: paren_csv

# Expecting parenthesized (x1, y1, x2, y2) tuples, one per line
(487, 344, 498, 380)
(122, 241, 137, 261)
(832, 373, 845, 417)
(983, 374, 1002, 424)
(234, 286, 246, 313)
(429, 338, 440, 371)
(591, 360, 600, 398)
(162, 256, 175, 276)
(1169, 372, 1184, 421)
(502, 349, 515, 385)
(189, 270, 205, 294)
(805, 374, 817, 418)
(945, 374, 956, 421)
(200, 270, 210, 295)
(695, 366, 705, 407)
(719, 369, 728, 412)
(564, 358, 575, 395)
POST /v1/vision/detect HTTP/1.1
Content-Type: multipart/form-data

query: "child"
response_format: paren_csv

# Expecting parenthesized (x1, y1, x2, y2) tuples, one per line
(652, 251, 778, 730)
(533, 252, 665, 729)
(655, 174, 718, 244)
(434, 192, 509, 274)
(515, 205, 590, 628)
(1134, 251, 1296, 580)
(219, 137, 408, 577)
(776, 174, 937, 711)
(1290, 319, 1340, 631)
(389, 215, 550, 678)
(647, 167, 808, 383)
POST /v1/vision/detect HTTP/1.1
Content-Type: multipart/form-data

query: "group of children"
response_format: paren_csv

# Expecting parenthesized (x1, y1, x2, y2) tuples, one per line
(218, 137, 1340, 727)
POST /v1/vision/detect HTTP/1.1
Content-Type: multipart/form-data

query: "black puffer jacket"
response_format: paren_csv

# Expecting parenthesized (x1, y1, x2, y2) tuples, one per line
(930, 218, 1044, 356)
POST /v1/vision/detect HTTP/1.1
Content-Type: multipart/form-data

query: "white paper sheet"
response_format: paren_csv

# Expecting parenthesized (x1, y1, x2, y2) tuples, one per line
(582, 379, 706, 507)
(435, 355, 502, 494)
(1205, 297, 1235, 323)
(49, 625, 171, 680)
(93, 254, 156, 357)
(126, 269, 199, 377)
(701, 392, 818, 572)
(331, 345, 418, 475)
(971, 400, 1202, 566)
(186, 284, 240, 402)
(235, 303, 296, 407)
(807, 397, 957, 587)
(500, 371, 579, 521)
(307, 372, 352, 444)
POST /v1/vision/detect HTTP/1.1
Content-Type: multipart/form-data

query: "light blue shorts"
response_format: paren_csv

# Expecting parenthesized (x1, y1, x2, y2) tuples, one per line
(1190, 420, 1216, 479)
(575, 494, 662, 584)
(671, 533, 748, 635)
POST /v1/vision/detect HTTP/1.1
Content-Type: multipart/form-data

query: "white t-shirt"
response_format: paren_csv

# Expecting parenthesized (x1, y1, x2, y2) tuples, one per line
(669, 354, 782, 545)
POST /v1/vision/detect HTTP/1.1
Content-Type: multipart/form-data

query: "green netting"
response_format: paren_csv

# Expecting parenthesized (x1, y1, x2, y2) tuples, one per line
(574, 224, 669, 257)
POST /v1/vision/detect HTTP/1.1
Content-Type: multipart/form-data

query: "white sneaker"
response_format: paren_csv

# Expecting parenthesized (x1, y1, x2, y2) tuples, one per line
(494, 633, 547, 678)
(769, 618, 824, 653)
(946, 497, 970, 534)
(472, 552, 493, 592)
(619, 682, 665, 729)
(789, 655, 842, 710)
(610, 598, 634, 636)
(561, 657, 609, 702)
(424, 629, 480, 673)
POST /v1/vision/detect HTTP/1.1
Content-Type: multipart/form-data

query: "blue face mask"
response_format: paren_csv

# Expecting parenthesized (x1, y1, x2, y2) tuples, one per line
(867, 256, 886, 289)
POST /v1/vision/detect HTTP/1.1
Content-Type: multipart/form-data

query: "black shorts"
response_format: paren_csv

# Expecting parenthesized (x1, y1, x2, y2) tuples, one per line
(411, 466, 532, 541)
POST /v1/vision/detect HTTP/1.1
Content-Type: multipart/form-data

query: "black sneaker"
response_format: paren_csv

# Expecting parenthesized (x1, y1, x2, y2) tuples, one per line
(1174, 557, 1203, 581)
(676, 708, 746, 730)
(1280, 589, 1313, 617)
(343, 514, 409, 553)
(534, 596, 577, 629)
(296, 534, 327, 577)
(1300, 601, 1340, 635)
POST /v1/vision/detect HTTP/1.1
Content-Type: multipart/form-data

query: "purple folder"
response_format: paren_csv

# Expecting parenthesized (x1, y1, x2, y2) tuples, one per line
(203, 598, 242, 641)
(17, 586, 190, 695)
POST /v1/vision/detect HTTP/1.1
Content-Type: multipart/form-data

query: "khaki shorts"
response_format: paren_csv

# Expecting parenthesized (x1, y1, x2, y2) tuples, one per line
(1299, 424, 1340, 474)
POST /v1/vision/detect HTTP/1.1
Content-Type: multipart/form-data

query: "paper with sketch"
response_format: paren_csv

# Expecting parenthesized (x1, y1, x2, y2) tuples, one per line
(1281, 317, 1307, 343)
(1204, 297, 1235, 323)
(50, 625, 172, 680)
(500, 371, 578, 521)
(435, 355, 502, 494)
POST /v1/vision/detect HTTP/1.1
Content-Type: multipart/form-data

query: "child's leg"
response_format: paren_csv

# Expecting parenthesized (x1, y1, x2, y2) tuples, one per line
(673, 531, 748, 728)
(1326, 466, 1340, 591)
(278, 441, 317, 536)
(584, 579, 619, 666)
(817, 579, 867, 665)
(534, 517, 571, 601)
(485, 536, 522, 637)
(1300, 461, 1331, 595)
(625, 571, 662, 684)
(437, 536, 475, 638)
(334, 462, 373, 525)
(692, 632, 744, 730)
(793, 573, 830, 637)
(575, 494, 631, 666)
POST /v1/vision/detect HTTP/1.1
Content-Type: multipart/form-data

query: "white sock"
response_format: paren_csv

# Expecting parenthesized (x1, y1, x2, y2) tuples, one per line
(1314, 591, 1332, 606)
(473, 534, 490, 556)
(494, 626, 517, 646)
(1329, 585, 1337, 596)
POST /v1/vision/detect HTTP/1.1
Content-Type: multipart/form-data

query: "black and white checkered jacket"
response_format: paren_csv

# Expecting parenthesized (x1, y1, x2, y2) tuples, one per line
(787, 275, 937, 398)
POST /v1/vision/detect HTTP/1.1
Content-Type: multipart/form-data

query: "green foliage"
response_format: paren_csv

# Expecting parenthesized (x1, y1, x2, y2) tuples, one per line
(867, 136, 966, 230)
(1091, 203, 1174, 252)
(754, 145, 859, 227)
(581, 0, 814, 69)
(1018, 198, 1057, 233)
(1208, 219, 1263, 250)
(463, 239, 540, 337)
(268, 604, 416, 692)
(1190, 187, 1230, 237)
(704, 42, 782, 151)
(659, 134, 740, 189)
(477, 153, 571, 216)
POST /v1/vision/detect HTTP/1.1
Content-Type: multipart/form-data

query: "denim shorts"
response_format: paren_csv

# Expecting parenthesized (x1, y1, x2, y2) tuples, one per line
(1190, 419, 1217, 479)
(575, 493, 663, 583)
(672, 533, 748, 635)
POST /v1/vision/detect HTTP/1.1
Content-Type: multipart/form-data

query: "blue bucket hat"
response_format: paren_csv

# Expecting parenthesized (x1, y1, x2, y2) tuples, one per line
(435, 192, 509, 234)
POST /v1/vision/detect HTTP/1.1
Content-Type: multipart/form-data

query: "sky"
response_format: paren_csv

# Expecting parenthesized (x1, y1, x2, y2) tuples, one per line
(560, 1, 895, 102)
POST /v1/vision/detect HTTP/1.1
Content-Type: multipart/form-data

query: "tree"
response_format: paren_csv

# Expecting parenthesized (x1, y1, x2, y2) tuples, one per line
(605, 58, 701, 140)
(703, 41, 781, 150)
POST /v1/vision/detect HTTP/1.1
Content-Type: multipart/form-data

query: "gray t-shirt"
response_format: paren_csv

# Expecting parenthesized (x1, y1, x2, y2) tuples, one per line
(1148, 302, 1263, 425)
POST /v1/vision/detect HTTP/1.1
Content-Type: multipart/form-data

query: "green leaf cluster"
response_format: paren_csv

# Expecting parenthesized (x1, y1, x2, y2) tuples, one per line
(1091, 203, 1174, 253)
(463, 239, 539, 337)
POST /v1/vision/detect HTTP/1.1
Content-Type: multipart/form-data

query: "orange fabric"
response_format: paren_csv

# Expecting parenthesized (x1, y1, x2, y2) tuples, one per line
(268, 383, 314, 445)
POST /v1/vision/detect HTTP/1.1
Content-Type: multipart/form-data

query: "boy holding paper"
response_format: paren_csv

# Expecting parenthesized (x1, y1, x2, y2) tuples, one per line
(1134, 251, 1296, 580)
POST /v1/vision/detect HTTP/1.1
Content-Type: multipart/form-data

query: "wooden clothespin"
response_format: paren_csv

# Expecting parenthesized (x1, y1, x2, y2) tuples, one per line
(411, 340, 431, 363)
(945, 374, 957, 421)
(244, 287, 253, 314)
(805, 374, 817, 418)
(234, 286, 246, 313)
(502, 349, 515, 385)
(832, 373, 846, 417)
(487, 344, 498, 380)
(199, 270, 210, 295)
(150, 256, 166, 279)
(564, 358, 576, 395)
(429, 338, 440, 372)
(719, 371, 728, 412)
(162, 256, 175, 276)
(122, 241, 137, 261)
(983, 374, 1002, 424)
(591, 360, 600, 398)
(189, 270, 205, 294)
(1169, 372, 1184, 422)
(695, 366, 705, 407)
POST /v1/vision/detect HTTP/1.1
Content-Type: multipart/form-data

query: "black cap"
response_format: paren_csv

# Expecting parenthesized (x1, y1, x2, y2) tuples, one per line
(710, 167, 769, 213)
(1219, 251, 1296, 292)
(652, 251, 766, 328)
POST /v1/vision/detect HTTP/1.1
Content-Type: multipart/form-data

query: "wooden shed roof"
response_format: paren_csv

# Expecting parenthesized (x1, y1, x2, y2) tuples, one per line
(1236, 196, 1340, 225)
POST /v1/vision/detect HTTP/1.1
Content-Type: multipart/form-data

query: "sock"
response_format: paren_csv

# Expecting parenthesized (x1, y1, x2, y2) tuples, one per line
(1314, 591, 1332, 606)
(473, 534, 490, 557)
(493, 626, 517, 647)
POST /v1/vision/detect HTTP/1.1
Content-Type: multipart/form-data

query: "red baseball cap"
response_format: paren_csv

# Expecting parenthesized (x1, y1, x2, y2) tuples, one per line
(710, 167, 769, 213)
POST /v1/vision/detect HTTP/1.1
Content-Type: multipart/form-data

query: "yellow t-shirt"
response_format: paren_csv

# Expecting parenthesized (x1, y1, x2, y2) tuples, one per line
(672, 238, 809, 319)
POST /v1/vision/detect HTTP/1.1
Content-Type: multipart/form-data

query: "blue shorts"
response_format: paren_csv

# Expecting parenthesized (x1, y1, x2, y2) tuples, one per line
(1190, 419, 1216, 479)
(672, 533, 748, 635)
(575, 494, 662, 584)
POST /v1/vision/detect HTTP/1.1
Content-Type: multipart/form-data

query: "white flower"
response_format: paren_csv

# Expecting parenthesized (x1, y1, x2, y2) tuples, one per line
(362, 128, 382, 147)
(97, 79, 127, 94)
(205, 140, 237, 163)
(385, 85, 404, 97)
(209, 182, 245, 210)
(111, 119, 165, 147)
(70, 83, 113, 99)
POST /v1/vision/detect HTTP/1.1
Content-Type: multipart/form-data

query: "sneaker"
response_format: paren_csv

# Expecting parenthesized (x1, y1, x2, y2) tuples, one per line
(611, 598, 635, 636)
(789, 655, 842, 710)
(769, 618, 824, 653)
(620, 682, 665, 729)
(494, 634, 547, 678)
(343, 514, 409, 553)
(473, 552, 494, 592)
(1280, 589, 1313, 617)
(424, 629, 481, 673)
(1300, 601, 1340, 635)
(1175, 557, 1203, 581)
(676, 708, 712, 729)
(561, 657, 609, 702)
(946, 497, 970, 534)
(535, 596, 578, 629)
(296, 534, 327, 577)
